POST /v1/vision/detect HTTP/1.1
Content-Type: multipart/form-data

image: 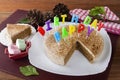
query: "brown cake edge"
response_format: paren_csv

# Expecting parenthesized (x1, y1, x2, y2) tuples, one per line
(11, 27, 31, 43)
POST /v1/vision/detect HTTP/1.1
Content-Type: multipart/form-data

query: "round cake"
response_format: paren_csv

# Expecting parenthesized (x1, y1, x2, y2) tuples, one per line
(44, 22, 104, 65)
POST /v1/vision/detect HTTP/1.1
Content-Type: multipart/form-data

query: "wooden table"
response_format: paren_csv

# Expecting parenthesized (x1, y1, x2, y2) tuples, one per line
(0, 11, 120, 80)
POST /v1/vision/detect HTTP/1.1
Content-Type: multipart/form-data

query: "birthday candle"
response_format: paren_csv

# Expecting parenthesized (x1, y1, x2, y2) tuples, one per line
(54, 31, 61, 43)
(69, 25, 76, 35)
(97, 21, 104, 31)
(37, 26, 45, 36)
(83, 16, 92, 25)
(62, 27, 68, 39)
(87, 26, 94, 37)
(78, 23, 85, 33)
(71, 14, 79, 23)
(54, 16, 59, 26)
(45, 19, 52, 31)
(61, 14, 67, 24)
(90, 19, 98, 29)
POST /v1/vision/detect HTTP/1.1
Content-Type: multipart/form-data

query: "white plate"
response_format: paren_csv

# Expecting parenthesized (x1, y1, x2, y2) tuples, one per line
(28, 23, 112, 76)
(0, 24, 36, 46)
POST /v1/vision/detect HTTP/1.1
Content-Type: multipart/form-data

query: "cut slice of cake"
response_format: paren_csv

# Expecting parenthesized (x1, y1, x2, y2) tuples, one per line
(6, 24, 31, 43)
(76, 28, 104, 62)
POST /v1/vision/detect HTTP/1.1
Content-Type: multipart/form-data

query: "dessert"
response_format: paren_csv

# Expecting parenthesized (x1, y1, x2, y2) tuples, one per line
(16, 39, 26, 51)
(44, 23, 104, 65)
(4, 39, 31, 60)
(8, 44, 21, 54)
(6, 24, 31, 43)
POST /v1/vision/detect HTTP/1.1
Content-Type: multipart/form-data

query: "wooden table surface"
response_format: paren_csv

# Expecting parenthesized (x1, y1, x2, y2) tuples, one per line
(0, 0, 120, 80)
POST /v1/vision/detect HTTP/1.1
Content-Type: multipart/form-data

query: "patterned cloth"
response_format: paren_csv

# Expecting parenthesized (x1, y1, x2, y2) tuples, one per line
(70, 9, 90, 21)
(70, 6, 120, 35)
(104, 22, 120, 35)
(70, 6, 119, 21)
(104, 7, 119, 21)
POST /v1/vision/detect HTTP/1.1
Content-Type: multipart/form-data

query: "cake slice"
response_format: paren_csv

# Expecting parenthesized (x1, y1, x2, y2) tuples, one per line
(6, 24, 31, 43)
(76, 28, 104, 62)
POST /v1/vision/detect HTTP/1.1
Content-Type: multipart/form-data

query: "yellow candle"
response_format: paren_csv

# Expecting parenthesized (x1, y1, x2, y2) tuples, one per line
(61, 14, 67, 24)
(69, 25, 76, 35)
(90, 19, 98, 29)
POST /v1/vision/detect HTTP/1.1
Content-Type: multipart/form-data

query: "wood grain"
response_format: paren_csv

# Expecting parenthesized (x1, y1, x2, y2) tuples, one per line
(0, 0, 120, 13)
(0, 0, 120, 80)
(0, 71, 23, 80)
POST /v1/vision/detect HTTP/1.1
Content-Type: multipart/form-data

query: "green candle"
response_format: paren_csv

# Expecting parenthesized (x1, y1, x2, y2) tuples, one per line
(83, 16, 91, 25)
(54, 16, 59, 26)
(62, 27, 68, 39)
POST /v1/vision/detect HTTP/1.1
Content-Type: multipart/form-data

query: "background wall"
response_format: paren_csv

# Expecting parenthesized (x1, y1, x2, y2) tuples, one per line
(0, 0, 120, 13)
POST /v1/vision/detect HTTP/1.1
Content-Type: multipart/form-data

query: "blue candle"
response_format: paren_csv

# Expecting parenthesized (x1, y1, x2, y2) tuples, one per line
(54, 31, 61, 43)
(71, 14, 79, 23)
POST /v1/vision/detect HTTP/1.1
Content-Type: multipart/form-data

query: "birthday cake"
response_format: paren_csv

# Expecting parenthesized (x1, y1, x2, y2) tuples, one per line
(43, 21, 104, 65)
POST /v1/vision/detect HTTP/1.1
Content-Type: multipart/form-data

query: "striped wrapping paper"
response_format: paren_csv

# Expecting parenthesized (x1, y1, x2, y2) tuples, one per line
(70, 6, 120, 35)
(69, 6, 119, 21)
(103, 22, 120, 35)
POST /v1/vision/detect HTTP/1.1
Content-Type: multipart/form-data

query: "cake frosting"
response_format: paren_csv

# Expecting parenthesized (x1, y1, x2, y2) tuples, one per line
(44, 23, 104, 65)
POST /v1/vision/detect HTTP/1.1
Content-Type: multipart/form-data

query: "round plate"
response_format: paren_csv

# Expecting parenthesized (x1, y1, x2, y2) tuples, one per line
(28, 22, 112, 76)
(0, 24, 36, 46)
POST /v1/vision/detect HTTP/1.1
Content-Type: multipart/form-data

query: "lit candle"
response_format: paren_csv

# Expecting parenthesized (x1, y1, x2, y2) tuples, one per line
(61, 14, 67, 24)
